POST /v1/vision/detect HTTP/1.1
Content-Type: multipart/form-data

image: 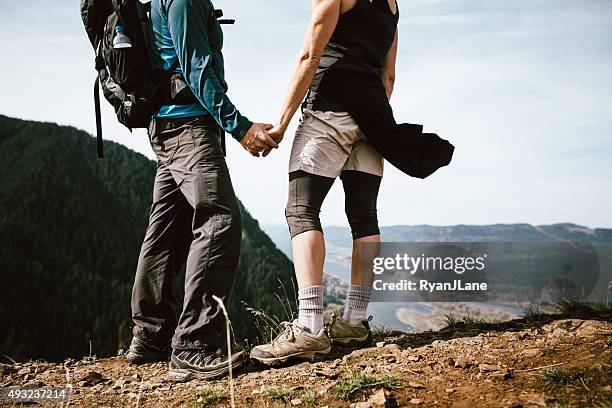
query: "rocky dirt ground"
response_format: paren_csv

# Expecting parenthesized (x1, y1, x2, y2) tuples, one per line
(1, 311, 611, 408)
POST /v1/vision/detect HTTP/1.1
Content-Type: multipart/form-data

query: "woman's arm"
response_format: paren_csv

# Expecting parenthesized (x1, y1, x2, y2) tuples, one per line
(381, 30, 398, 99)
(271, 0, 342, 138)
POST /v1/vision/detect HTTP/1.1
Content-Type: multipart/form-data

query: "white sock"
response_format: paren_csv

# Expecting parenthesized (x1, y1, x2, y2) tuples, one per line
(297, 285, 324, 334)
(343, 284, 372, 325)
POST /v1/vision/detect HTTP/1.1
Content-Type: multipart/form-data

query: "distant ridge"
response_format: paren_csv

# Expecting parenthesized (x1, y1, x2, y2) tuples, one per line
(264, 223, 612, 259)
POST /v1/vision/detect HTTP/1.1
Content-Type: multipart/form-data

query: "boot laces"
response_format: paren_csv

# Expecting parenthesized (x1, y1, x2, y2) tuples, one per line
(271, 321, 296, 345)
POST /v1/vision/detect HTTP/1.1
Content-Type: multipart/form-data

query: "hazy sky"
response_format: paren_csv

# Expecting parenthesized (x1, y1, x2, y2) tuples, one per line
(1, 0, 611, 228)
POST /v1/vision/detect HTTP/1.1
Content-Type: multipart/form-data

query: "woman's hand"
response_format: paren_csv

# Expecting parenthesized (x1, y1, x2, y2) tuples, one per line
(240, 122, 277, 157)
(262, 124, 286, 157)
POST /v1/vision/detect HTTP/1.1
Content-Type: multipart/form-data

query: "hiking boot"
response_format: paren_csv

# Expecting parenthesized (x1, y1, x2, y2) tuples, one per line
(250, 320, 331, 367)
(327, 313, 372, 348)
(125, 336, 171, 364)
(168, 348, 247, 382)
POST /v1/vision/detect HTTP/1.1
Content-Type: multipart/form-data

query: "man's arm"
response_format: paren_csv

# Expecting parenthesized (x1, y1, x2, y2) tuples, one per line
(165, 0, 251, 139)
(381, 31, 398, 99)
(165, 0, 277, 155)
(272, 0, 341, 136)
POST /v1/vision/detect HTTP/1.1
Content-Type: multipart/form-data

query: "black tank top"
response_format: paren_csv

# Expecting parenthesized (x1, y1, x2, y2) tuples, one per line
(305, 0, 399, 111)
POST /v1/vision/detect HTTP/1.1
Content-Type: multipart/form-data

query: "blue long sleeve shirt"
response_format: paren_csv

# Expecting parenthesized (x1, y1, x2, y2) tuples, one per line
(151, 0, 252, 140)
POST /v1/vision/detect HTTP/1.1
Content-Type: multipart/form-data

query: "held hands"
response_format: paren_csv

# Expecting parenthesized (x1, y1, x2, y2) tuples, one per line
(262, 124, 286, 158)
(240, 123, 279, 157)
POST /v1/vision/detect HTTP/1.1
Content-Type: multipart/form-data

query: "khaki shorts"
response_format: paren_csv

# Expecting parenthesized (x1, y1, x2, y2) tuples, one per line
(288, 109, 384, 178)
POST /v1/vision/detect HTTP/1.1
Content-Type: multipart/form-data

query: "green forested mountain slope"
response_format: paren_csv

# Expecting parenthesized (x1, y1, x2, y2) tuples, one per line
(0, 115, 295, 362)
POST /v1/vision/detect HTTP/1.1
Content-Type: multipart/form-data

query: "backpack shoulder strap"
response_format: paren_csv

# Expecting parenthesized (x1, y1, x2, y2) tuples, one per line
(94, 73, 104, 158)
(94, 43, 106, 158)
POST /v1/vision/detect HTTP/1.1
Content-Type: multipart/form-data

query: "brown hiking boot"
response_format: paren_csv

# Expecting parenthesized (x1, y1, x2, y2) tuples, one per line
(327, 313, 372, 348)
(250, 320, 331, 366)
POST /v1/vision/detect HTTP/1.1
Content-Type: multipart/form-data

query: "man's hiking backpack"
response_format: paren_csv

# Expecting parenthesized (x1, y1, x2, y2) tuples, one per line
(80, 0, 234, 158)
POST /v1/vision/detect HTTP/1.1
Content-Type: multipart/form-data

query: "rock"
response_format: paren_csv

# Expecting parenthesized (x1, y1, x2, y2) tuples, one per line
(385, 355, 397, 363)
(444, 357, 455, 367)
(80, 371, 106, 387)
(515, 331, 528, 340)
(408, 382, 426, 389)
(318, 383, 334, 395)
(576, 321, 612, 337)
(368, 388, 386, 407)
(25, 381, 45, 388)
(407, 355, 421, 362)
(376, 341, 386, 348)
(551, 328, 568, 338)
(343, 347, 379, 363)
(383, 344, 401, 351)
(113, 378, 128, 389)
(479, 364, 499, 372)
(454, 356, 473, 368)
(314, 368, 339, 379)
(290, 398, 303, 406)
(17, 367, 31, 376)
(354, 402, 372, 408)
(445, 388, 456, 393)
(520, 349, 543, 358)
(409, 398, 424, 405)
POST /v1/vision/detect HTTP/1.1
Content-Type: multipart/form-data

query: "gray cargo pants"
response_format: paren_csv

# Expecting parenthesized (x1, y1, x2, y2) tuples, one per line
(131, 116, 242, 350)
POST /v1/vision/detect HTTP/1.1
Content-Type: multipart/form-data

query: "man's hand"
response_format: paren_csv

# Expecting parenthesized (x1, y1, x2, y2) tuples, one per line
(262, 125, 286, 157)
(240, 123, 278, 157)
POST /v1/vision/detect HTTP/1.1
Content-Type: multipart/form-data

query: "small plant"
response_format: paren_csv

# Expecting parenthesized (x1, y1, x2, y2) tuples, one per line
(541, 367, 568, 384)
(462, 315, 490, 329)
(442, 312, 460, 328)
(521, 303, 542, 319)
(332, 372, 399, 400)
(183, 388, 226, 408)
(243, 278, 298, 344)
(302, 388, 317, 406)
(442, 313, 489, 329)
(372, 325, 394, 338)
(555, 299, 595, 316)
(262, 387, 289, 402)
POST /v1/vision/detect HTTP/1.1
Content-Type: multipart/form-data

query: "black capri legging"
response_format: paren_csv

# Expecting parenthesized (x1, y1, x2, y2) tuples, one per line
(285, 170, 381, 240)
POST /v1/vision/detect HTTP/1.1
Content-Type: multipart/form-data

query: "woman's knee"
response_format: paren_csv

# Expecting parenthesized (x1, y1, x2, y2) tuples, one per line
(285, 199, 323, 238)
(285, 171, 334, 238)
(345, 205, 380, 240)
(341, 171, 382, 240)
